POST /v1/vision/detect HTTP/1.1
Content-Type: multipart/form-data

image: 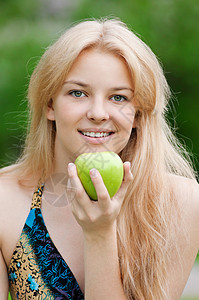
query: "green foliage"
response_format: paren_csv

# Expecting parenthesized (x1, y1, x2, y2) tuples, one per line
(0, 0, 198, 176)
(196, 251, 199, 263)
(0, 21, 52, 165)
(1, 3, 198, 299)
(72, 0, 199, 176)
(0, 0, 40, 25)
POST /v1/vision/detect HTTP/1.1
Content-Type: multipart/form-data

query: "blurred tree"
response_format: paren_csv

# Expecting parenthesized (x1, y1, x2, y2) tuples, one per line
(71, 0, 199, 175)
(0, 0, 75, 165)
(0, 0, 198, 176)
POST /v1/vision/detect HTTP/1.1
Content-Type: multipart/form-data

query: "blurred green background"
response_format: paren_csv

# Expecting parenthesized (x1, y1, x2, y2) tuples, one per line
(1, 1, 198, 299)
(0, 0, 198, 175)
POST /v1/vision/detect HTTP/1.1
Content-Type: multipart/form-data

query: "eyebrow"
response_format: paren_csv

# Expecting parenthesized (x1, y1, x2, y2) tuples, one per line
(63, 80, 134, 93)
(63, 80, 89, 88)
(111, 87, 134, 93)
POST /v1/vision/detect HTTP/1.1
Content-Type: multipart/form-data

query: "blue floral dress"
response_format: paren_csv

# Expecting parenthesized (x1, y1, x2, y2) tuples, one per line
(8, 184, 84, 299)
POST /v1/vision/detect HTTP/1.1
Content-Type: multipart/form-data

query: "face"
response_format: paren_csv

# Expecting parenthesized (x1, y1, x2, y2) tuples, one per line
(47, 48, 136, 170)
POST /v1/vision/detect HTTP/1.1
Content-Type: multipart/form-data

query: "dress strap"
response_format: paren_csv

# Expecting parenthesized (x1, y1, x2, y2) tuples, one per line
(31, 183, 45, 210)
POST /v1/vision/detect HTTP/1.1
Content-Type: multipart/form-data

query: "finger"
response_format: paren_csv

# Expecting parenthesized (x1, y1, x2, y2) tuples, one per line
(90, 168, 110, 209)
(123, 161, 133, 183)
(67, 163, 90, 206)
(114, 161, 133, 202)
(68, 163, 83, 191)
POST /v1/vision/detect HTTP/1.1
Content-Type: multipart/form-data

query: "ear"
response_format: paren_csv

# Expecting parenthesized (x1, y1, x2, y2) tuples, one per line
(46, 99, 55, 121)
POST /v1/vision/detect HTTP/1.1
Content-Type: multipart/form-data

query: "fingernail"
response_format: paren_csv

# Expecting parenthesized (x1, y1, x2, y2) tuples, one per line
(126, 162, 133, 178)
(68, 163, 75, 169)
(90, 168, 98, 177)
(68, 163, 75, 175)
(126, 161, 131, 167)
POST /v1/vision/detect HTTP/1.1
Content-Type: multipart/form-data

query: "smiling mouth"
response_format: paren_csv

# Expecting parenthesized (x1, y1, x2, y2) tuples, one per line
(78, 130, 114, 138)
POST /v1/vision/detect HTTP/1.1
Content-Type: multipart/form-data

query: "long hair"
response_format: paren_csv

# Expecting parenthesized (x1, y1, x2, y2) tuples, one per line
(3, 18, 196, 299)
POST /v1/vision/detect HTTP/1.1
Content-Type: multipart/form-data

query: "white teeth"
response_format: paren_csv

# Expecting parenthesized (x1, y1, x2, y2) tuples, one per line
(81, 131, 112, 137)
(94, 132, 100, 137)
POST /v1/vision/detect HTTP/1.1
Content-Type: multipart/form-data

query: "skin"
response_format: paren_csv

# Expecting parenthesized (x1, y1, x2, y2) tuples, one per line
(47, 48, 136, 170)
(47, 48, 135, 298)
(0, 49, 199, 300)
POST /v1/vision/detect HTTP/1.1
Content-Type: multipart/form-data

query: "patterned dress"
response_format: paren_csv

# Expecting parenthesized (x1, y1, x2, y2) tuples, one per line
(8, 184, 84, 299)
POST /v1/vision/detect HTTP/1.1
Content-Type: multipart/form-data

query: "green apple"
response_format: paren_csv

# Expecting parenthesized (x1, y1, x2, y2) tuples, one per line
(75, 151, 124, 200)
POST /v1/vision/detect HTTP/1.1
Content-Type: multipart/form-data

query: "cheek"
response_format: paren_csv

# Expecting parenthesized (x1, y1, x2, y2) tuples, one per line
(110, 105, 135, 153)
(55, 104, 83, 126)
(115, 104, 136, 130)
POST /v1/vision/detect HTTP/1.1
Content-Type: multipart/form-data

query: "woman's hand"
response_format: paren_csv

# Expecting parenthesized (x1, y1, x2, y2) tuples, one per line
(67, 160, 132, 299)
(67, 161, 133, 239)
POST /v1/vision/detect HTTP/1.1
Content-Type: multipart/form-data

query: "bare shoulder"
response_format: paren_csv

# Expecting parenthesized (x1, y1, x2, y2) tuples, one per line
(0, 166, 30, 204)
(0, 166, 34, 249)
(168, 173, 199, 205)
(168, 174, 199, 247)
(0, 165, 35, 197)
(0, 166, 20, 208)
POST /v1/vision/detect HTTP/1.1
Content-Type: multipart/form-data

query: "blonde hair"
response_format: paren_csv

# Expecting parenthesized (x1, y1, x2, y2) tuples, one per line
(3, 18, 196, 299)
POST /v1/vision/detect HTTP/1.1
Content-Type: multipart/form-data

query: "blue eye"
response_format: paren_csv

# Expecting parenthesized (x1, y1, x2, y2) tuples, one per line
(110, 95, 127, 102)
(70, 90, 86, 98)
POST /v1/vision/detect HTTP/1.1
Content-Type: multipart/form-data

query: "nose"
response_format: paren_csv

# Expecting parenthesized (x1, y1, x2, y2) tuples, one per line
(86, 97, 109, 122)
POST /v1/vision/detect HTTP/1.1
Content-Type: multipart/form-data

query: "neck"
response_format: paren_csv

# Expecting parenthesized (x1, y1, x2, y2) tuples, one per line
(43, 171, 70, 207)
(44, 148, 75, 207)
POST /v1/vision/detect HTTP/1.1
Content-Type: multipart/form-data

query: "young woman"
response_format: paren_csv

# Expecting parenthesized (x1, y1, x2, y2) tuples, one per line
(0, 18, 198, 300)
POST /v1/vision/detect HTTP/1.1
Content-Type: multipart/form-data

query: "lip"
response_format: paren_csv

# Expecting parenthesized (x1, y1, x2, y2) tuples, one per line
(78, 129, 115, 144)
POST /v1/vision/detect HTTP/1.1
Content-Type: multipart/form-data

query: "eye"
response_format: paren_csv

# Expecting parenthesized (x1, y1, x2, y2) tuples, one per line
(110, 95, 127, 102)
(69, 90, 86, 98)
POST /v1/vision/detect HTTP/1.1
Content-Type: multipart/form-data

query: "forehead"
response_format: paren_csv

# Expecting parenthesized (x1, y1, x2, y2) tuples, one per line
(65, 48, 133, 85)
